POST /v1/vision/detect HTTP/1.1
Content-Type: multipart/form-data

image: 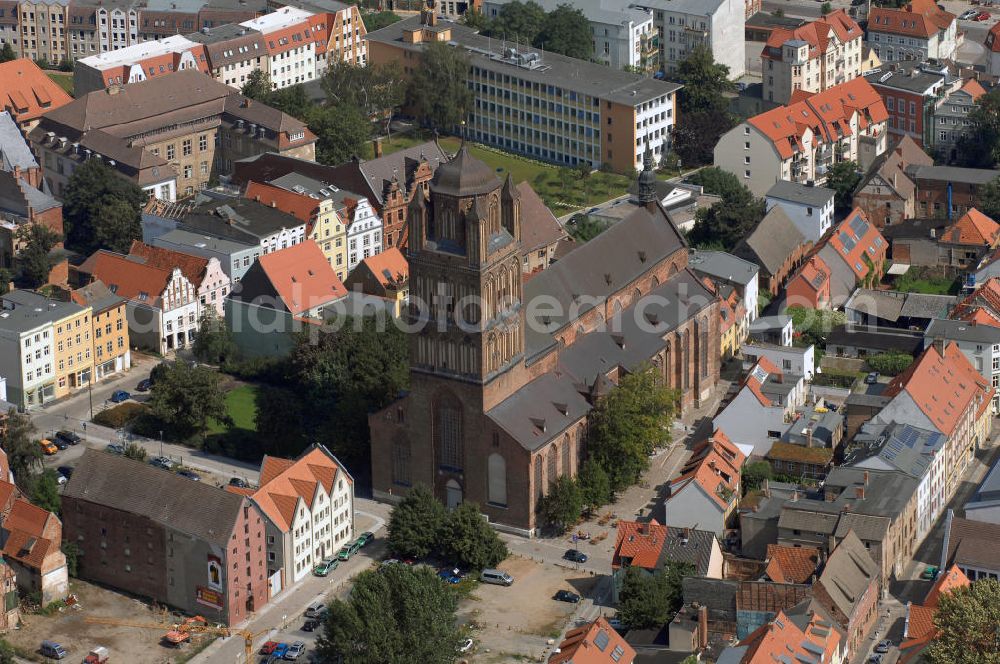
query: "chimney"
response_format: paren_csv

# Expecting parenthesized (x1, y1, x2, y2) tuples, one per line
(698, 605, 708, 650)
(930, 227, 936, 239)
(373, 138, 383, 158)
(828, 534, 837, 552)
(932, 337, 945, 355)
(863, 470, 869, 485)
(855, 486, 865, 500)
(270, 201, 276, 208)
(805, 426, 813, 448)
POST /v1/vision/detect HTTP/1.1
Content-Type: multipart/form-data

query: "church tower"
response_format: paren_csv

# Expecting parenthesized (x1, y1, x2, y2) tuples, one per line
(407, 145, 525, 393)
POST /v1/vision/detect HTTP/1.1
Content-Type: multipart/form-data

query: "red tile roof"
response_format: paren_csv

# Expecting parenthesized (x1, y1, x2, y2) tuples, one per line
(923, 564, 970, 608)
(252, 446, 348, 532)
(358, 247, 408, 290)
(256, 240, 347, 316)
(869, 0, 955, 39)
(821, 208, 886, 281)
(245, 180, 321, 224)
(0, 59, 73, 125)
(960, 78, 987, 101)
(765, 10, 862, 60)
(669, 429, 744, 510)
(765, 544, 821, 584)
(883, 341, 991, 436)
(128, 240, 210, 288)
(1, 497, 59, 570)
(743, 356, 783, 408)
(791, 255, 831, 294)
(77, 250, 178, 308)
(988, 22, 1000, 53)
(739, 610, 827, 664)
(612, 520, 667, 570)
(951, 277, 1000, 324)
(549, 617, 635, 664)
(899, 565, 970, 662)
(941, 208, 1000, 247)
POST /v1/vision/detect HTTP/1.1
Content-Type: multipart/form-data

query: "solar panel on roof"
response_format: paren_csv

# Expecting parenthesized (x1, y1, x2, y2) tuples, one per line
(839, 231, 857, 253)
(849, 214, 869, 237)
(594, 630, 610, 651)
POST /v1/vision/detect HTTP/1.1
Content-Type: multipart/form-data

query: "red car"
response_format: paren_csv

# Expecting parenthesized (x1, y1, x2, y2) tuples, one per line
(260, 641, 278, 655)
(977, 10, 992, 20)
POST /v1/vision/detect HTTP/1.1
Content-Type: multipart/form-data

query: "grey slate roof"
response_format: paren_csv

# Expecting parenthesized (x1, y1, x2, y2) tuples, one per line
(908, 164, 999, 186)
(365, 16, 681, 107)
(179, 197, 305, 243)
(834, 512, 890, 542)
(847, 421, 943, 480)
(486, 372, 592, 453)
(0, 171, 60, 219)
(0, 290, 86, 335)
(866, 66, 945, 94)
(63, 448, 246, 547)
(734, 206, 807, 276)
(945, 514, 1000, 570)
(750, 315, 791, 333)
(926, 317, 1000, 344)
(71, 279, 125, 314)
(659, 526, 718, 577)
(0, 111, 38, 171)
(816, 531, 879, 619)
(971, 455, 1000, 504)
(154, 228, 257, 254)
(765, 181, 835, 207)
(689, 250, 759, 286)
(358, 141, 448, 204)
(826, 324, 925, 355)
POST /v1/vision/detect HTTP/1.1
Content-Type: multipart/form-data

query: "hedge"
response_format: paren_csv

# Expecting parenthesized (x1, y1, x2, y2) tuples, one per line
(92, 402, 147, 429)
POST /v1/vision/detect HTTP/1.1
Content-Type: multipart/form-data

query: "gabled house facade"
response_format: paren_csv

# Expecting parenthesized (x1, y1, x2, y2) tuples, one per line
(812, 531, 880, 660)
(714, 358, 807, 455)
(663, 430, 745, 535)
(128, 241, 231, 318)
(852, 135, 931, 228)
(248, 445, 354, 595)
(866, 0, 957, 63)
(814, 208, 888, 304)
(0, 488, 68, 604)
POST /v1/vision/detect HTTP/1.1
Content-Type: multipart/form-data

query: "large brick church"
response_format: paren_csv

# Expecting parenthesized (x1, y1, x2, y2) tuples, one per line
(369, 147, 721, 535)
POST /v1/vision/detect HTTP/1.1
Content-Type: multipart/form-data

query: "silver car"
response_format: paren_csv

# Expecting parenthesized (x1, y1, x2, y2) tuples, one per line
(284, 641, 305, 660)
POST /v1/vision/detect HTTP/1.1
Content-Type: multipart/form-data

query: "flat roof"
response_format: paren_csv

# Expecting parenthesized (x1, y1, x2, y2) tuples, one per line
(766, 180, 835, 207)
(365, 15, 681, 107)
(77, 34, 198, 71)
(241, 5, 313, 33)
(689, 250, 759, 286)
(0, 290, 86, 335)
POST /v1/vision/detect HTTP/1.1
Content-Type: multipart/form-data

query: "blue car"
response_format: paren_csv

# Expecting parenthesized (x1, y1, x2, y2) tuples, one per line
(438, 569, 461, 584)
(109, 390, 130, 403)
(272, 643, 289, 658)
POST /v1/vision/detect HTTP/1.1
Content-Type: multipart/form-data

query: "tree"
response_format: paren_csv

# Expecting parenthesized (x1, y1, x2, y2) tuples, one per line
(407, 41, 474, 130)
(826, 160, 861, 211)
(267, 84, 313, 121)
(440, 501, 508, 570)
(148, 362, 228, 440)
(29, 470, 61, 515)
(0, 639, 14, 664)
(16, 224, 61, 288)
(787, 306, 846, 346)
(866, 351, 914, 376)
(577, 459, 612, 511)
(536, 475, 583, 533)
(122, 440, 147, 462)
(587, 365, 677, 494)
(617, 563, 693, 629)
(253, 385, 308, 458)
(979, 175, 1000, 221)
(0, 408, 41, 487)
(688, 184, 766, 251)
(240, 69, 273, 101)
(0, 268, 12, 294)
(62, 160, 145, 254)
(535, 4, 593, 60)
(316, 565, 462, 664)
(958, 89, 1000, 168)
(671, 109, 734, 167)
(742, 461, 773, 495)
(192, 310, 237, 365)
(387, 484, 446, 559)
(925, 579, 1000, 664)
(673, 45, 734, 114)
(321, 61, 405, 123)
(308, 104, 373, 166)
(462, 7, 492, 31)
(821, 2, 832, 14)
(363, 10, 403, 32)
(490, 0, 546, 44)
(0, 43, 15, 63)
(61, 541, 80, 578)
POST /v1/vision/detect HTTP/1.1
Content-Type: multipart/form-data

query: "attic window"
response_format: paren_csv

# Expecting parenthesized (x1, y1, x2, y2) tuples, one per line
(138, 292, 148, 301)
(553, 402, 568, 416)
(108, 284, 118, 293)
(530, 417, 546, 433)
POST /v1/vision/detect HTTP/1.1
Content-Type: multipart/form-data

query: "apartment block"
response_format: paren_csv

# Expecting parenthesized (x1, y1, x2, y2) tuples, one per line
(646, 0, 746, 78)
(866, 0, 956, 64)
(761, 10, 863, 105)
(366, 12, 680, 173)
(933, 79, 986, 163)
(70, 279, 130, 381)
(715, 78, 888, 196)
(865, 62, 955, 148)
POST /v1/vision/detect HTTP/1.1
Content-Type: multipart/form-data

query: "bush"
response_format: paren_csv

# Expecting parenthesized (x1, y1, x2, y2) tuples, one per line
(220, 356, 289, 383)
(866, 352, 914, 376)
(92, 402, 147, 429)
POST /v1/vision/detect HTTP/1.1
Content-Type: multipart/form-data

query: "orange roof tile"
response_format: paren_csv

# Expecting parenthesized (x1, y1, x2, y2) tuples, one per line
(78, 250, 178, 308)
(951, 277, 1000, 323)
(765, 544, 821, 584)
(900, 565, 970, 661)
(743, 356, 783, 408)
(763, 11, 862, 62)
(256, 241, 347, 316)
(989, 22, 1000, 53)
(869, 0, 954, 39)
(128, 240, 211, 288)
(822, 208, 886, 280)
(0, 59, 73, 124)
(923, 564, 969, 608)
(739, 610, 814, 663)
(960, 78, 987, 101)
(1, 498, 59, 570)
(883, 342, 990, 436)
(670, 429, 744, 510)
(5, 499, 51, 537)
(358, 247, 408, 290)
(549, 617, 635, 664)
(252, 446, 348, 532)
(941, 208, 1000, 247)
(612, 520, 667, 570)
(791, 255, 831, 294)
(245, 181, 321, 224)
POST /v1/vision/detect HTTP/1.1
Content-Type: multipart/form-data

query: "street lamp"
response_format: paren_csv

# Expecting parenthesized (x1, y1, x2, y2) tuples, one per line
(159, 430, 164, 458)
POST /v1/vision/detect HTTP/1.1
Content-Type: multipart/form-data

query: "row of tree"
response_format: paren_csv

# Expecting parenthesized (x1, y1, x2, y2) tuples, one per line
(464, 2, 593, 61)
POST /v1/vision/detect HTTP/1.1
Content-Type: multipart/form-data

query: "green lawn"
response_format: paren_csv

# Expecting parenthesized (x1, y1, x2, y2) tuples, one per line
(45, 71, 73, 97)
(894, 269, 961, 296)
(207, 384, 259, 435)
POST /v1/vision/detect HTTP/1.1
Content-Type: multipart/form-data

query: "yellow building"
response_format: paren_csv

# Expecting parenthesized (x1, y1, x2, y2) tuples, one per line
(311, 198, 348, 283)
(72, 280, 131, 381)
(53, 303, 92, 399)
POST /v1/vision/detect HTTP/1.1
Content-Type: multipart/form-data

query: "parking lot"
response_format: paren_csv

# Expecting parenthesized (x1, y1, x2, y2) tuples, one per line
(458, 556, 602, 663)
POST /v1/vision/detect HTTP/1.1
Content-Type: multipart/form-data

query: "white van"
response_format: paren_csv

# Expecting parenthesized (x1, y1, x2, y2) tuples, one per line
(480, 569, 513, 586)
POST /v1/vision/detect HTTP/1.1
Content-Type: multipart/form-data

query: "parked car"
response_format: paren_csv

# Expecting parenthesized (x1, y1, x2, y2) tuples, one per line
(301, 619, 319, 632)
(39, 640, 67, 659)
(55, 473, 67, 486)
(977, 10, 992, 20)
(52, 437, 71, 450)
(438, 569, 462, 584)
(356, 531, 375, 546)
(564, 549, 588, 563)
(284, 641, 305, 660)
(150, 456, 176, 470)
(961, 8, 979, 18)
(480, 568, 513, 586)
(864, 372, 879, 384)
(272, 643, 289, 659)
(260, 642, 279, 655)
(105, 443, 125, 455)
(109, 390, 130, 403)
(57, 466, 73, 479)
(38, 439, 58, 455)
(55, 430, 81, 446)
(921, 565, 939, 580)
(177, 469, 201, 481)
(229, 477, 250, 489)
(304, 601, 327, 618)
(870, 655, 884, 664)
(136, 378, 152, 392)
(82, 646, 109, 664)
(313, 558, 338, 576)
(875, 640, 892, 654)
(554, 590, 581, 603)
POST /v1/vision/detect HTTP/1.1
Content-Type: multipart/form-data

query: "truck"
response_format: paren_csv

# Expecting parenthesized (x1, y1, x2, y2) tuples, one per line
(83, 647, 109, 664)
